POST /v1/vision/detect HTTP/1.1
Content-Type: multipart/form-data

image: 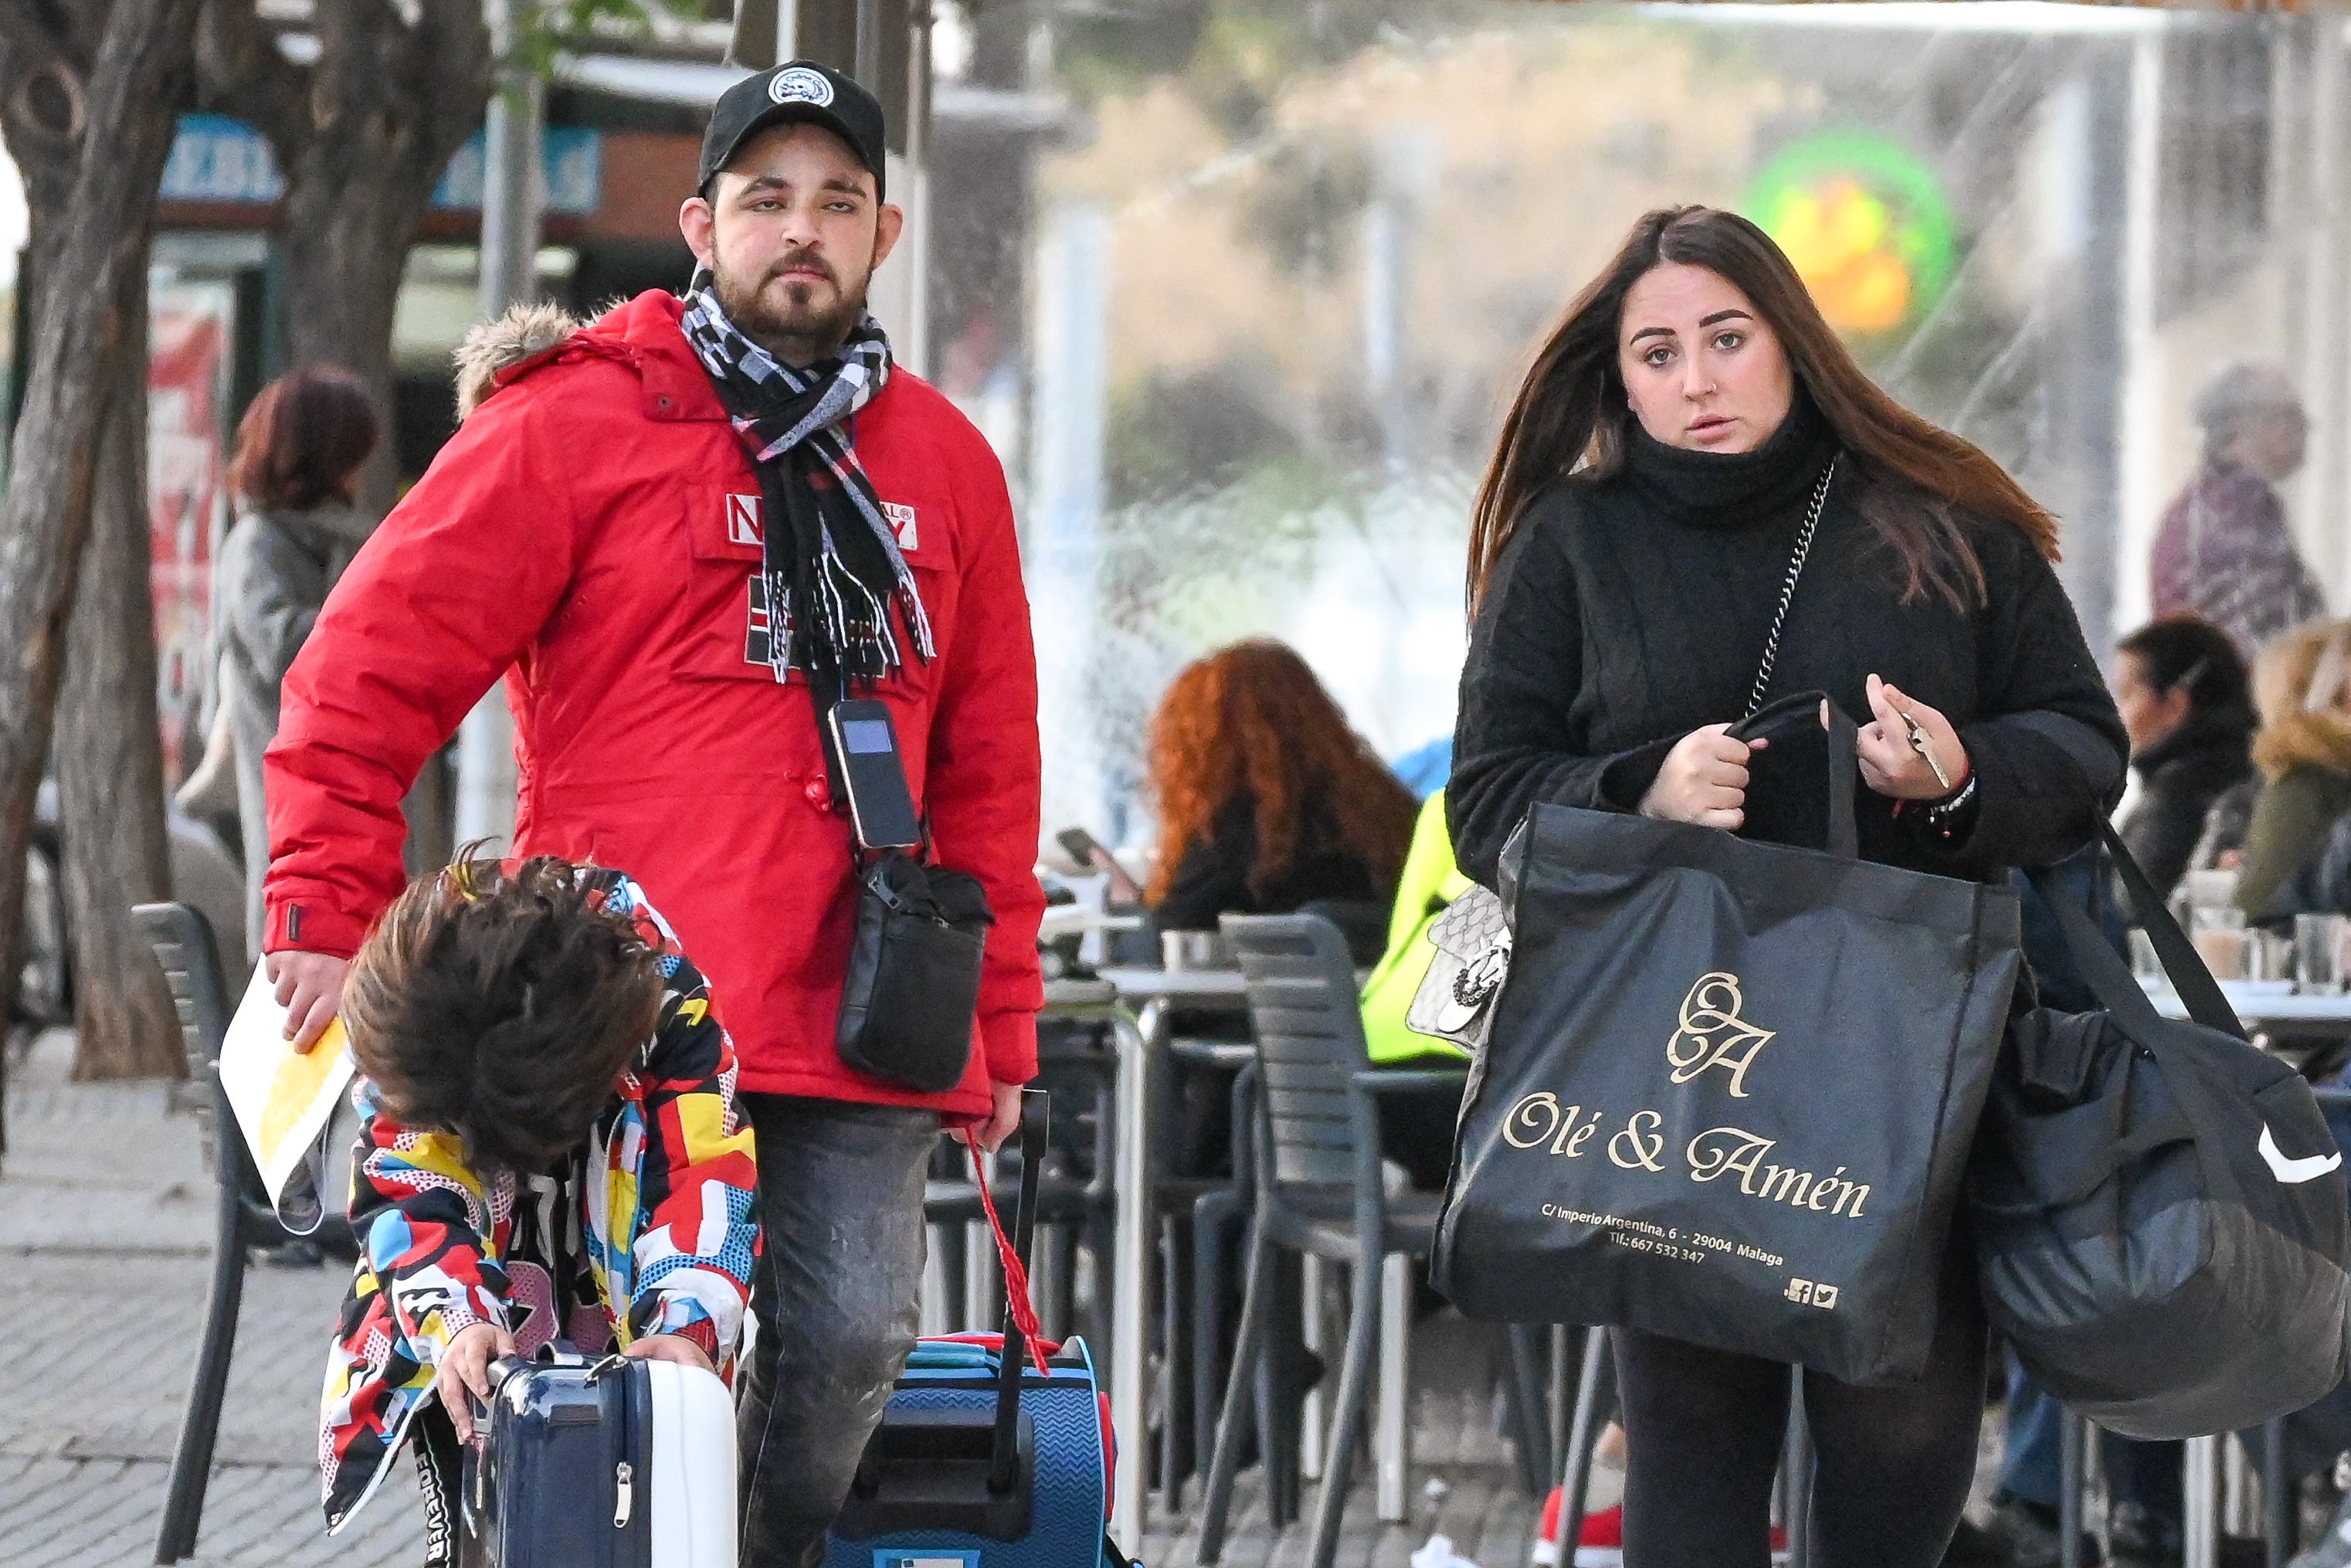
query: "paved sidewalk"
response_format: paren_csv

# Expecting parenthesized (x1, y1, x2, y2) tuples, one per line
(0, 1030, 1540, 1568)
(0, 1032, 425, 1568)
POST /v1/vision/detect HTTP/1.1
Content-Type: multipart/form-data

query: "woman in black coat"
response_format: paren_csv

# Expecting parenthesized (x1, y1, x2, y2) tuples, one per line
(1449, 206, 2125, 1568)
(2111, 616, 2254, 899)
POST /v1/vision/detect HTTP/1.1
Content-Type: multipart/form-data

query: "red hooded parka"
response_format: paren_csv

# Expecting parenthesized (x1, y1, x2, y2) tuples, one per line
(263, 290, 1045, 1115)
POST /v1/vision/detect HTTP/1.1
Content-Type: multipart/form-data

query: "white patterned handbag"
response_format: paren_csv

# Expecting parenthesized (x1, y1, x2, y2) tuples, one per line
(1405, 883, 1511, 1050)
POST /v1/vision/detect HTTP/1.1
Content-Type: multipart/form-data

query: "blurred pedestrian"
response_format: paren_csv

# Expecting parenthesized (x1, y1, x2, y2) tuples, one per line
(1145, 638, 1416, 964)
(2150, 362, 2325, 657)
(2236, 620, 2351, 915)
(215, 365, 379, 954)
(2111, 616, 2254, 900)
(1450, 204, 2123, 1568)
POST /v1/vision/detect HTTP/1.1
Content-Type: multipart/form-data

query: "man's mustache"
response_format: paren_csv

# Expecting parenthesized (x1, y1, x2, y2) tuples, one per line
(765, 249, 837, 287)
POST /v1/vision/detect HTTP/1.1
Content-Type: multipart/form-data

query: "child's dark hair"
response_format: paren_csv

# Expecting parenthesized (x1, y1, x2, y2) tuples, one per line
(342, 852, 665, 1179)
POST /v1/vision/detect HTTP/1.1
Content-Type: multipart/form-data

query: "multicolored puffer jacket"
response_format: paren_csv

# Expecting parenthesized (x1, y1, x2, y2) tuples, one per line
(318, 871, 760, 1532)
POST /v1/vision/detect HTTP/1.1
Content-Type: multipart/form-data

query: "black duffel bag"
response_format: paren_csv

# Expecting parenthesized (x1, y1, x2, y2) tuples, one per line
(1433, 692, 2023, 1384)
(1972, 825, 2351, 1439)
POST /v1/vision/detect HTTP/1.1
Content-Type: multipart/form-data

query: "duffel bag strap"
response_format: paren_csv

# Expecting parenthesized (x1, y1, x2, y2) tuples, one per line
(2098, 823, 2243, 1040)
(2026, 826, 2244, 1043)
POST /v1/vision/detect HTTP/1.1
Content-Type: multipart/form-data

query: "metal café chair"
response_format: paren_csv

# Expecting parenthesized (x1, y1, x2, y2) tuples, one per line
(1196, 911, 1475, 1568)
(131, 901, 292, 1566)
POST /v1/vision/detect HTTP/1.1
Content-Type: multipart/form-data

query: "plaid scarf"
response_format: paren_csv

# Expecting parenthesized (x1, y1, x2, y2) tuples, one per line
(679, 287, 935, 693)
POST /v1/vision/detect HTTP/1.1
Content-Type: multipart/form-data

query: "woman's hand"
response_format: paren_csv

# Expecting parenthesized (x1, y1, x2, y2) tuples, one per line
(1857, 674, 1970, 801)
(1639, 723, 1762, 830)
(435, 1321, 517, 1443)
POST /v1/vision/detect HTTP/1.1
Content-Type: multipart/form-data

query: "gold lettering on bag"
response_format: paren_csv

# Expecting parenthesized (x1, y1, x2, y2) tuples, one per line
(1685, 1127, 1776, 1190)
(1667, 972, 1776, 1097)
(1503, 1094, 1603, 1157)
(1609, 1110, 1667, 1172)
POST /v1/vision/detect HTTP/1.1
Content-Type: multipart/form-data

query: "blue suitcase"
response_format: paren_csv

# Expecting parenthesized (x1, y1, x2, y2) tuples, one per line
(826, 1093, 1131, 1568)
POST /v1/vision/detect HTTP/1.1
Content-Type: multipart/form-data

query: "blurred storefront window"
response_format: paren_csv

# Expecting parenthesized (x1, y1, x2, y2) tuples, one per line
(944, 1, 2346, 849)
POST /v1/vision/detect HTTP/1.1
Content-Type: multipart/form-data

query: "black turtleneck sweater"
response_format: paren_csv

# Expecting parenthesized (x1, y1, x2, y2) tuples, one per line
(1447, 400, 2128, 886)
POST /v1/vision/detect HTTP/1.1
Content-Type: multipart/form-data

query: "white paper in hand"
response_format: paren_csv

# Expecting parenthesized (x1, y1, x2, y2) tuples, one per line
(215, 961, 354, 1234)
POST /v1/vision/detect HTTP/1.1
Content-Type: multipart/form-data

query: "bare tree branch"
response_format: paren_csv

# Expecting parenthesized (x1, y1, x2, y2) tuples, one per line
(414, 0, 492, 151)
(194, 0, 307, 152)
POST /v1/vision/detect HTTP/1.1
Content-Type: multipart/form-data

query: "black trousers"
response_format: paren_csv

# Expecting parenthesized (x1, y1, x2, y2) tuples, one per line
(1614, 1254, 1988, 1568)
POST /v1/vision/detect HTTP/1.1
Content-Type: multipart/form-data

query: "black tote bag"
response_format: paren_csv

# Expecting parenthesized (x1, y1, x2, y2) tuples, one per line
(1432, 692, 2023, 1384)
(1971, 826, 2351, 1438)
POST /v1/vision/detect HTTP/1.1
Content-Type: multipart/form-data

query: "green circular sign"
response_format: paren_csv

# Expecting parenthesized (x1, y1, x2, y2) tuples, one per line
(1748, 131, 1957, 336)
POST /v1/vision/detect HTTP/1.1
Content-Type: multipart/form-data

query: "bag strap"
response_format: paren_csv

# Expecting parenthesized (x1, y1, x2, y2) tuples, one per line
(2099, 823, 2242, 1038)
(972, 1091, 1052, 1386)
(1729, 689, 1860, 860)
(2027, 824, 2245, 1043)
(1745, 455, 1838, 717)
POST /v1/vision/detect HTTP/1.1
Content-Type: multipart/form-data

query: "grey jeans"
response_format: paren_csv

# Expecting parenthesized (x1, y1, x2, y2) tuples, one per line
(736, 1093, 938, 1568)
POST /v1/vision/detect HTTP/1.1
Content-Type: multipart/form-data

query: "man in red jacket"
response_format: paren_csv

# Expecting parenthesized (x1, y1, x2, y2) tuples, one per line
(263, 61, 1043, 1565)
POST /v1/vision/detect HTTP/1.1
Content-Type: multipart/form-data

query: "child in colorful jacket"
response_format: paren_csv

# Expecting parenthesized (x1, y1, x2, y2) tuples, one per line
(317, 854, 760, 1561)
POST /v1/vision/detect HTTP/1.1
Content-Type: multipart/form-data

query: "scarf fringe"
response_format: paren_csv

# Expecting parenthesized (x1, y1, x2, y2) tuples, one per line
(680, 290, 934, 683)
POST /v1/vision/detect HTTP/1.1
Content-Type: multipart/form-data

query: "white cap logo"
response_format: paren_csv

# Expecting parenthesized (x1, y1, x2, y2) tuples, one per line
(768, 66, 835, 108)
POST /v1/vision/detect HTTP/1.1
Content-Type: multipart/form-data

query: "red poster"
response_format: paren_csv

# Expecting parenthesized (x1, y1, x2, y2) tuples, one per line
(148, 294, 227, 785)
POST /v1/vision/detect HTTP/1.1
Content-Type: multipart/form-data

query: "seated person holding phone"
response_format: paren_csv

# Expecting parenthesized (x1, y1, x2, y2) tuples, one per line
(317, 854, 759, 1560)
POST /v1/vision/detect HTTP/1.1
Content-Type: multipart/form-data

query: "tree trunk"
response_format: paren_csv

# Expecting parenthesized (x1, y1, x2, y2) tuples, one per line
(276, 157, 433, 517)
(0, 0, 201, 1077)
(59, 263, 180, 1081)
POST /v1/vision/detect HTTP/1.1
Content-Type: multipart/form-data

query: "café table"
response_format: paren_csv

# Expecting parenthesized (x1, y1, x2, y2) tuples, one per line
(2144, 977, 2351, 1036)
(1088, 966, 1255, 1547)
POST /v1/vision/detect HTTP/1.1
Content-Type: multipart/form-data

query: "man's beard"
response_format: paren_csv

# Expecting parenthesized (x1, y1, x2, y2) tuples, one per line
(713, 247, 871, 366)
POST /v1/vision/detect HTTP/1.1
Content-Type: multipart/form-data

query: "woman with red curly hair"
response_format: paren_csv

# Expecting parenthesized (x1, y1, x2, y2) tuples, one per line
(1146, 639, 1417, 953)
(1148, 641, 1466, 1186)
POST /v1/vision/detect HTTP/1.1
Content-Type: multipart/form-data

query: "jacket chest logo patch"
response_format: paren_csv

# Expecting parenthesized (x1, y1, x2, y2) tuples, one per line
(726, 493, 763, 547)
(745, 575, 789, 667)
(731, 493, 915, 552)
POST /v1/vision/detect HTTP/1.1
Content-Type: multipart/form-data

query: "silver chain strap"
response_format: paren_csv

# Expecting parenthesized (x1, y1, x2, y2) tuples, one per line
(1744, 456, 1839, 718)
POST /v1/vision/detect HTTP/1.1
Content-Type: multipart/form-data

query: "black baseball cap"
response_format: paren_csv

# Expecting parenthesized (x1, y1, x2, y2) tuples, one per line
(700, 60, 887, 200)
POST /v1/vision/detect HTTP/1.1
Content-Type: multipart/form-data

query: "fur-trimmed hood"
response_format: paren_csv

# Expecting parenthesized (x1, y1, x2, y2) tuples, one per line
(453, 300, 586, 421)
(2254, 710, 2351, 780)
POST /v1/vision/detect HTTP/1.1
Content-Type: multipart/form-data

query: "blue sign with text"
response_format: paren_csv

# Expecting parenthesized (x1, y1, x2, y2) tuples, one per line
(161, 115, 601, 216)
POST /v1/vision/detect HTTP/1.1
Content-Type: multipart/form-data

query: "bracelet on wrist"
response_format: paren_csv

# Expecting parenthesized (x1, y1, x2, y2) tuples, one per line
(1924, 772, 1976, 816)
(1916, 773, 1978, 842)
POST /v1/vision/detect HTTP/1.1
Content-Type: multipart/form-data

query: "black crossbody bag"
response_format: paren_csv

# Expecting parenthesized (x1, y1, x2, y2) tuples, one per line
(813, 680, 995, 1094)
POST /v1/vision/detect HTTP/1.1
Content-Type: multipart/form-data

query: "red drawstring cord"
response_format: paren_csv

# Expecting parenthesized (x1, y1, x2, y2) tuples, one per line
(970, 1142, 1052, 1377)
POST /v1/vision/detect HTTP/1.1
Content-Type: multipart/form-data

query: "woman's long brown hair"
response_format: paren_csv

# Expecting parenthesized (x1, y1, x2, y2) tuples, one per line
(1467, 205, 2059, 615)
(1145, 640, 1417, 906)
